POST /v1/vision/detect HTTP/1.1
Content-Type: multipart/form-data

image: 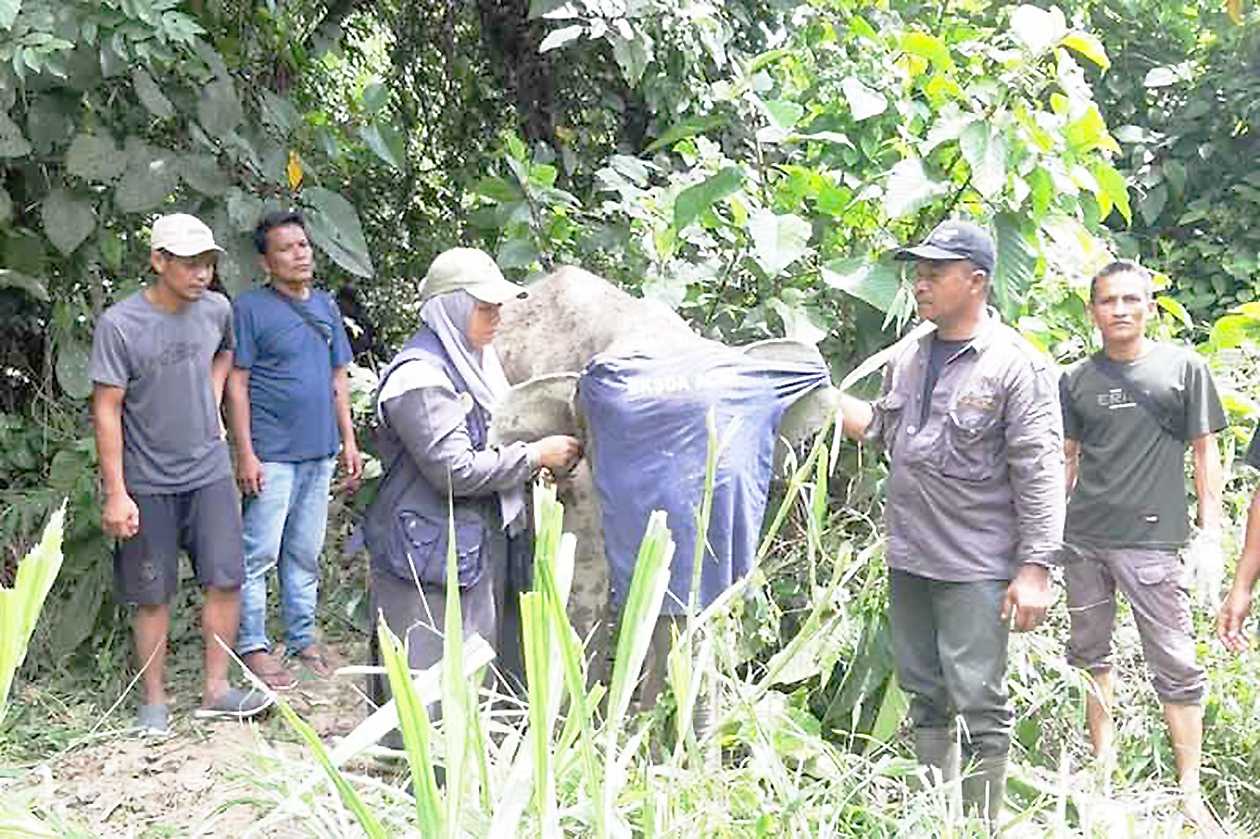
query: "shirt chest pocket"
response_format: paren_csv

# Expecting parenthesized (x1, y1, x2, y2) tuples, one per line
(940, 383, 1003, 481)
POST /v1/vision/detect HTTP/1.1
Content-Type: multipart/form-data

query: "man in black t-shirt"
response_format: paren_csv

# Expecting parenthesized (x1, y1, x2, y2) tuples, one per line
(1061, 261, 1225, 830)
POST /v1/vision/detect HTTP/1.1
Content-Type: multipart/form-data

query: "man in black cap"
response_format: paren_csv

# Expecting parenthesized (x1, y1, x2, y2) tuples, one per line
(836, 219, 1066, 826)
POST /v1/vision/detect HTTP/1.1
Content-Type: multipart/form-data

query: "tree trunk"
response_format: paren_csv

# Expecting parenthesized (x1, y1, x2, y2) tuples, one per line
(476, 0, 557, 146)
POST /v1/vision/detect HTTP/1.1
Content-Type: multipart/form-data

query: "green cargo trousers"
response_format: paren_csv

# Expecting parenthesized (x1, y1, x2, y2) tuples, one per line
(888, 569, 1013, 760)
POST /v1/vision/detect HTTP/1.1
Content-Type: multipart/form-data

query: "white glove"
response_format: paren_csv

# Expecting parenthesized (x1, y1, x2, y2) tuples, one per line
(1185, 527, 1224, 608)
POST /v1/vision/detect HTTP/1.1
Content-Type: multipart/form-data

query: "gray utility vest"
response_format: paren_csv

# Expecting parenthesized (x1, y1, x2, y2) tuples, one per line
(364, 328, 495, 588)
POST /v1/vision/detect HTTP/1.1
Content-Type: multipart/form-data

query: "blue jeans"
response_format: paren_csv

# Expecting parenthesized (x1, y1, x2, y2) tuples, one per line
(237, 457, 335, 656)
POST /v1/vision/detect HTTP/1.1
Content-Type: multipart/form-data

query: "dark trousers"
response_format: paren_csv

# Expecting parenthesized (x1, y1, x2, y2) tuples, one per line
(888, 569, 1013, 759)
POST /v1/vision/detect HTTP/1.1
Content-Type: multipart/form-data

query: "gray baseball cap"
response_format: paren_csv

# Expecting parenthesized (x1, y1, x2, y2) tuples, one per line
(895, 219, 995, 275)
(419, 247, 528, 304)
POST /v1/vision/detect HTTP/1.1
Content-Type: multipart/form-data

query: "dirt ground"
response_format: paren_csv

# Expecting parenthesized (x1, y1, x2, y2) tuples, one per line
(3, 640, 375, 838)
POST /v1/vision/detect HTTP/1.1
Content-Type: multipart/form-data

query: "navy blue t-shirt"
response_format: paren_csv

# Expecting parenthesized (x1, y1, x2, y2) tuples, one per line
(232, 285, 352, 462)
(579, 347, 830, 613)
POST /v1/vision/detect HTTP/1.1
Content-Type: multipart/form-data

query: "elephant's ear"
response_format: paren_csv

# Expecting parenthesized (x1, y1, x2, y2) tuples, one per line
(489, 372, 580, 446)
(741, 338, 839, 474)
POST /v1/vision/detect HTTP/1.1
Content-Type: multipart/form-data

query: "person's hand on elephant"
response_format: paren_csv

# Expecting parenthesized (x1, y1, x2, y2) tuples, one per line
(533, 435, 583, 474)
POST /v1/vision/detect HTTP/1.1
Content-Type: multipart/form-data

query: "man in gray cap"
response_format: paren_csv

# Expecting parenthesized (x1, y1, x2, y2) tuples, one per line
(836, 219, 1065, 826)
(90, 213, 272, 735)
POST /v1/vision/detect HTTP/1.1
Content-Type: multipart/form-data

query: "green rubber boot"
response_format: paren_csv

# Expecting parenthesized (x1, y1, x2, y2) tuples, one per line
(912, 727, 960, 787)
(961, 755, 1007, 830)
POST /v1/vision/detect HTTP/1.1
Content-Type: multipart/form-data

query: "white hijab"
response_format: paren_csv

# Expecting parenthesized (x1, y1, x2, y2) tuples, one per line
(420, 290, 523, 530)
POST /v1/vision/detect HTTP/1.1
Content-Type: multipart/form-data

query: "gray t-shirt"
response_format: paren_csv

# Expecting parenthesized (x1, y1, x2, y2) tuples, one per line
(1061, 342, 1226, 550)
(89, 289, 235, 494)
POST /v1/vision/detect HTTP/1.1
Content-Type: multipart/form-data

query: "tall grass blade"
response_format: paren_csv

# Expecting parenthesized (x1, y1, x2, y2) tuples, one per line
(521, 590, 560, 835)
(441, 495, 471, 837)
(603, 511, 675, 824)
(534, 525, 603, 837)
(270, 690, 389, 839)
(377, 618, 446, 837)
(0, 501, 66, 723)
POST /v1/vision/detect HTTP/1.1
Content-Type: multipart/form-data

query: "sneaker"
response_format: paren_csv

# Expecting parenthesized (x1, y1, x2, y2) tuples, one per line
(193, 686, 275, 720)
(135, 703, 171, 737)
(243, 650, 297, 691)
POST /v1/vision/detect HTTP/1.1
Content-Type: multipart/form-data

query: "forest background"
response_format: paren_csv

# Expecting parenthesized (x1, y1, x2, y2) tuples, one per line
(6, 0, 1260, 834)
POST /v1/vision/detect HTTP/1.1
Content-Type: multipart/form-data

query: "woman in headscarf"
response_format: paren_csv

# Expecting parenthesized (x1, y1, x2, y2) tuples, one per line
(363, 247, 581, 700)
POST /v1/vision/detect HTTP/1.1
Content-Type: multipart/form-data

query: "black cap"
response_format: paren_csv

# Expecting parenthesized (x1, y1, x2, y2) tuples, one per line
(894, 219, 995, 275)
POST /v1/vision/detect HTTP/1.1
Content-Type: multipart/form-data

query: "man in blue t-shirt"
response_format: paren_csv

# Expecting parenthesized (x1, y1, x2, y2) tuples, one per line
(226, 210, 362, 689)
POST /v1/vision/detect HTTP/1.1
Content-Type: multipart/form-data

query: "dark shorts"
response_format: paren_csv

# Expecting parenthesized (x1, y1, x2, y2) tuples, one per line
(114, 477, 244, 605)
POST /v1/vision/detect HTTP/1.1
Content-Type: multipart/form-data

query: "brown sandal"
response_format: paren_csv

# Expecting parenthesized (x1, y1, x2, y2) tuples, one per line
(242, 650, 297, 691)
(294, 644, 338, 679)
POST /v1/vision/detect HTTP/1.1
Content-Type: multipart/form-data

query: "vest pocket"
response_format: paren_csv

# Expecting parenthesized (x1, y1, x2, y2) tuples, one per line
(395, 509, 487, 589)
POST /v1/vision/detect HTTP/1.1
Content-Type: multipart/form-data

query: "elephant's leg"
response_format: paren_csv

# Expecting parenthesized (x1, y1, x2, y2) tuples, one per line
(557, 460, 613, 686)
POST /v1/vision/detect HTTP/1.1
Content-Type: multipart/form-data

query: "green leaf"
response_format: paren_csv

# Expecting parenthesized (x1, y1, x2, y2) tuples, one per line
(673, 166, 743, 231)
(303, 186, 374, 277)
(539, 24, 584, 52)
(863, 674, 908, 751)
(55, 337, 92, 399)
(197, 79, 243, 139)
(900, 32, 953, 70)
(259, 89, 299, 135)
(611, 33, 652, 86)
(497, 236, 538, 269)
(359, 120, 405, 170)
(1092, 161, 1131, 224)
(841, 77, 886, 121)
(883, 157, 946, 218)
(113, 153, 179, 213)
(474, 175, 522, 203)
(748, 209, 811, 278)
(25, 96, 74, 154)
(46, 558, 105, 658)
(1028, 167, 1053, 218)
(645, 115, 728, 153)
(0, 111, 31, 158)
(361, 81, 389, 113)
(0, 270, 48, 301)
(180, 153, 228, 197)
(1163, 159, 1187, 197)
(131, 68, 174, 118)
(763, 99, 804, 132)
(1064, 105, 1118, 155)
(959, 120, 1008, 198)
(1156, 295, 1193, 331)
(226, 188, 263, 232)
(41, 189, 95, 257)
(0, 0, 20, 30)
(822, 257, 902, 312)
(1060, 31, 1110, 71)
(98, 229, 123, 271)
(1139, 183, 1168, 226)
(65, 134, 125, 182)
(992, 213, 1036, 321)
(769, 291, 827, 345)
